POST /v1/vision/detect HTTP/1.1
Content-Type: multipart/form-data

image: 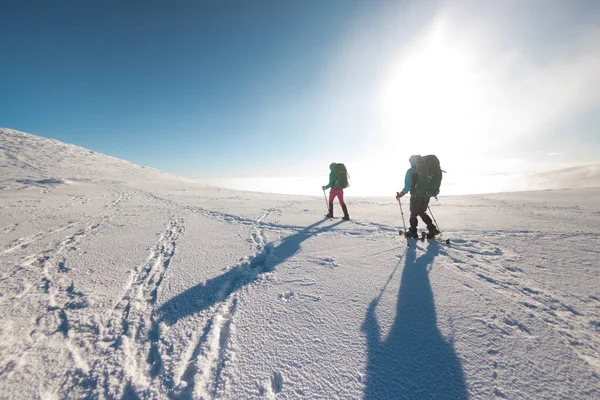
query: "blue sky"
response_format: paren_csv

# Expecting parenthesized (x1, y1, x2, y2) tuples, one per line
(2, 0, 600, 195)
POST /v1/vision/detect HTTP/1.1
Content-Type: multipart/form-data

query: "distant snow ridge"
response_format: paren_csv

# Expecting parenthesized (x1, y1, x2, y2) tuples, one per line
(528, 162, 600, 190)
(0, 127, 195, 190)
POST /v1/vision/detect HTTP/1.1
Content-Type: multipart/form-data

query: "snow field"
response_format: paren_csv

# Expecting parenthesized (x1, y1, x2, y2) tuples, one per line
(1, 128, 599, 399)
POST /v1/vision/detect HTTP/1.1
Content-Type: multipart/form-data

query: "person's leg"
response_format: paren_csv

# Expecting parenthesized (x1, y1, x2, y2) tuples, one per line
(338, 190, 350, 220)
(408, 195, 419, 237)
(337, 190, 345, 205)
(327, 190, 336, 217)
(418, 196, 432, 225)
(418, 197, 439, 235)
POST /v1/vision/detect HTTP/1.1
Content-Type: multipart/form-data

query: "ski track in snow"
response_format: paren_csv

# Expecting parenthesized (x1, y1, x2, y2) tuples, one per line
(0, 189, 139, 328)
(176, 297, 238, 400)
(2, 220, 83, 255)
(66, 216, 187, 398)
(0, 216, 102, 310)
(168, 210, 274, 400)
(142, 191, 400, 239)
(1, 189, 134, 257)
(0, 216, 108, 398)
(0, 185, 286, 399)
(1, 189, 172, 398)
(430, 234, 600, 374)
(55, 207, 279, 399)
(0, 204, 187, 398)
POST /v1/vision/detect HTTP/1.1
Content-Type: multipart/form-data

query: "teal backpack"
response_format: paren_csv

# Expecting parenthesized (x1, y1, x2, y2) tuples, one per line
(415, 155, 442, 198)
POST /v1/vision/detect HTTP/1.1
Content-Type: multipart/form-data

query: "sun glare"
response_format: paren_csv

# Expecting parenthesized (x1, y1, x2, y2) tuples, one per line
(376, 19, 489, 166)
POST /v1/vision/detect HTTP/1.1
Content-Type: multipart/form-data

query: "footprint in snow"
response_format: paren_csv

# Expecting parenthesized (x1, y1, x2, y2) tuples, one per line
(259, 371, 284, 396)
(318, 257, 338, 268)
(279, 291, 295, 302)
(271, 371, 283, 393)
(504, 266, 523, 273)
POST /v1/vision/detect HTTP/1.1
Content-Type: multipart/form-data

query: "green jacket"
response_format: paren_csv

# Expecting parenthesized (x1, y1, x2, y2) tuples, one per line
(324, 163, 343, 190)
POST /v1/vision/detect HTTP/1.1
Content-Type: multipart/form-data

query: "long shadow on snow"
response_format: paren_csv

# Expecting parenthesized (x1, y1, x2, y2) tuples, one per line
(158, 218, 344, 326)
(362, 241, 468, 400)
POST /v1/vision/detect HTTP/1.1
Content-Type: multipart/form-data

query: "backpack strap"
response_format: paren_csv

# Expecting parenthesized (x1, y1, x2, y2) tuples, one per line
(411, 171, 418, 191)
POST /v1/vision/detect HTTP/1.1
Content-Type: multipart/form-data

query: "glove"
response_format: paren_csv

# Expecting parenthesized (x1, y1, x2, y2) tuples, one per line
(322, 186, 326, 191)
(396, 191, 405, 200)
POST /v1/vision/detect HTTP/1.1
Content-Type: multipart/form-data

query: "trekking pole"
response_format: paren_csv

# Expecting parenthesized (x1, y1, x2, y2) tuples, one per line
(427, 205, 440, 232)
(398, 199, 410, 246)
(428, 205, 450, 244)
(322, 188, 329, 211)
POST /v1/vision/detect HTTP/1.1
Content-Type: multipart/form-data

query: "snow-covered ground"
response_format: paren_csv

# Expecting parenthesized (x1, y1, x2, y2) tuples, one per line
(1, 128, 599, 399)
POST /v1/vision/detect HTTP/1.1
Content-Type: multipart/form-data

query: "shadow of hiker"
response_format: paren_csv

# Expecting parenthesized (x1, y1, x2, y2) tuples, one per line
(362, 241, 468, 400)
(158, 218, 344, 326)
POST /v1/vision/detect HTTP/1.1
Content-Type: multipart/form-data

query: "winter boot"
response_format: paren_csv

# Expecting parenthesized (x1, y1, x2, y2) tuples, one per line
(406, 227, 419, 239)
(326, 203, 334, 218)
(426, 226, 441, 239)
(341, 204, 350, 220)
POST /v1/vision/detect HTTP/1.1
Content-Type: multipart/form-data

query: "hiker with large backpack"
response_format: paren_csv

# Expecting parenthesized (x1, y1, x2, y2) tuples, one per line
(322, 162, 350, 220)
(396, 155, 441, 239)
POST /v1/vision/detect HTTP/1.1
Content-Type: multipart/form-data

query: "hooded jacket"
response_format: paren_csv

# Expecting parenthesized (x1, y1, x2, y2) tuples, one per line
(402, 155, 421, 194)
(324, 163, 343, 190)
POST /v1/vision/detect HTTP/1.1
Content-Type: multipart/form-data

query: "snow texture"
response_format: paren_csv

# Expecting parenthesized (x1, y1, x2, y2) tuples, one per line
(0, 128, 599, 399)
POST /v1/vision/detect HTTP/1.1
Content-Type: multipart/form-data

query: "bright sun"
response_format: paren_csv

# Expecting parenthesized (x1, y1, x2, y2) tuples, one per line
(376, 19, 488, 166)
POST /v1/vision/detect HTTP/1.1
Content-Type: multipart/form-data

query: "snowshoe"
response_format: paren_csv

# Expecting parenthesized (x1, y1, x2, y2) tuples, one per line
(423, 231, 451, 245)
(406, 231, 419, 239)
(426, 229, 440, 239)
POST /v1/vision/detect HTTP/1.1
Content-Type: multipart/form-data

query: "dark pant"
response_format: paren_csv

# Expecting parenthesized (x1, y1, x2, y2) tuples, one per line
(408, 194, 434, 233)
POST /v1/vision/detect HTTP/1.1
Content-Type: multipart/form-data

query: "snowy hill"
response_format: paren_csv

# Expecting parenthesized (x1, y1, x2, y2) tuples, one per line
(1, 128, 599, 399)
(0, 128, 195, 191)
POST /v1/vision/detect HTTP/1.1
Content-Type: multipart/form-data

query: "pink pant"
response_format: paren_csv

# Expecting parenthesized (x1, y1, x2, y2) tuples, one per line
(329, 189, 345, 205)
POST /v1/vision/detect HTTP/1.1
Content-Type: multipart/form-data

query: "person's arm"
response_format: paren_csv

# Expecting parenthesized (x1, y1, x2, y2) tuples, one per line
(323, 171, 335, 189)
(396, 169, 413, 199)
(402, 169, 413, 193)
